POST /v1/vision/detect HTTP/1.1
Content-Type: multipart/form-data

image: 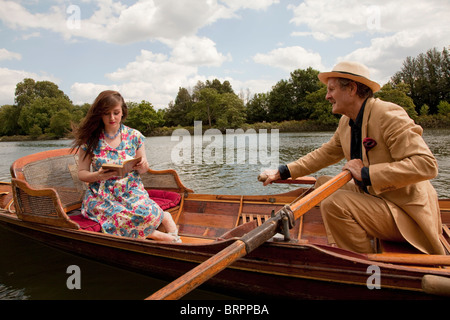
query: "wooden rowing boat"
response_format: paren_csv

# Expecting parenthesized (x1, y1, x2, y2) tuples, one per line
(0, 148, 450, 300)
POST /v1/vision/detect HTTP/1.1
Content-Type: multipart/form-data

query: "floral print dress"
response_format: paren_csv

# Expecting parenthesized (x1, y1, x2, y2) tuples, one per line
(81, 124, 164, 238)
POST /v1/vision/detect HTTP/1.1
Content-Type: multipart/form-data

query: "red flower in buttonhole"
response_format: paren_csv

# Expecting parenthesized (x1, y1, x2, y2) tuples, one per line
(363, 137, 377, 151)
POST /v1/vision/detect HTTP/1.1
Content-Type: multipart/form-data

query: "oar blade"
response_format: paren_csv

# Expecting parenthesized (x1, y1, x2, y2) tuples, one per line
(146, 240, 247, 300)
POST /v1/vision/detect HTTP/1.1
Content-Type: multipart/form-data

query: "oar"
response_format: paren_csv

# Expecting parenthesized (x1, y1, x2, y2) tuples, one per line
(146, 170, 352, 300)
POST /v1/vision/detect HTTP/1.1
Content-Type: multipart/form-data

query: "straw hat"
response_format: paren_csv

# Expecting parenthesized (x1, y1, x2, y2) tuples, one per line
(318, 61, 381, 93)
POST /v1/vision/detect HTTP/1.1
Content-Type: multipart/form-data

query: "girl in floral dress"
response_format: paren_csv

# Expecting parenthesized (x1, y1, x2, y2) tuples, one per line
(72, 90, 180, 242)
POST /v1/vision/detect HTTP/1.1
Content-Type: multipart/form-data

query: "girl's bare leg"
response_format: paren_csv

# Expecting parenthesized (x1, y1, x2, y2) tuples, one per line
(161, 211, 178, 234)
(148, 212, 181, 242)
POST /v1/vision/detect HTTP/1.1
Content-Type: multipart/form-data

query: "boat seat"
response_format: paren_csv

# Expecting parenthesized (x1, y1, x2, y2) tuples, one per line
(147, 189, 181, 210)
(11, 178, 81, 229)
(67, 210, 102, 232)
(377, 225, 450, 255)
(377, 239, 422, 254)
(18, 153, 86, 212)
(241, 213, 271, 226)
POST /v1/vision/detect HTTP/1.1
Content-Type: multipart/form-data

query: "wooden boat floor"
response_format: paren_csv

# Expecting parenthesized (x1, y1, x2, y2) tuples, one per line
(170, 192, 330, 246)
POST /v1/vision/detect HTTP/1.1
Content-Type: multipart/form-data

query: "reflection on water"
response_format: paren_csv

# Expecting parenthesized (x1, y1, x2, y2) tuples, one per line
(0, 284, 28, 300)
(0, 129, 449, 299)
(0, 140, 73, 182)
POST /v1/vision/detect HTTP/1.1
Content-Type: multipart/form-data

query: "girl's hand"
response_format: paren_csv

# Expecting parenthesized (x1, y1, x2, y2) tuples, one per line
(97, 167, 118, 181)
(133, 158, 149, 174)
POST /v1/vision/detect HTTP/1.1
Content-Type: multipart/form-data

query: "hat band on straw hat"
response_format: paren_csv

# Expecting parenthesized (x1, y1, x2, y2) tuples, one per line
(333, 70, 369, 79)
(318, 61, 381, 93)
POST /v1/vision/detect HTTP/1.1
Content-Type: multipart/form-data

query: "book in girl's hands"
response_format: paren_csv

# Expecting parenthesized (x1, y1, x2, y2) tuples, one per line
(102, 156, 142, 178)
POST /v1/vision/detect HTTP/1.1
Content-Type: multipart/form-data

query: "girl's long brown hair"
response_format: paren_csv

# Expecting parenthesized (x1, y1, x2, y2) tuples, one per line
(71, 90, 128, 159)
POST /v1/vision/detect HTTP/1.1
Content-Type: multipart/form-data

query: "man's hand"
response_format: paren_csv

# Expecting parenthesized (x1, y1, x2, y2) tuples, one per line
(343, 159, 364, 181)
(258, 169, 281, 186)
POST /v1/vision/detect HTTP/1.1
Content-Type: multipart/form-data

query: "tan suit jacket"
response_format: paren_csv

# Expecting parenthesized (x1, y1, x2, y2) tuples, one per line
(287, 97, 444, 254)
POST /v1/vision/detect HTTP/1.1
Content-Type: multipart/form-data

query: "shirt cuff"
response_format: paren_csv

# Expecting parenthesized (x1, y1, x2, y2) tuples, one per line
(278, 165, 291, 180)
(361, 167, 371, 186)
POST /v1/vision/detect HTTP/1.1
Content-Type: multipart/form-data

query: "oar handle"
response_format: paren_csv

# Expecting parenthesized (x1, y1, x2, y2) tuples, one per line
(290, 171, 351, 219)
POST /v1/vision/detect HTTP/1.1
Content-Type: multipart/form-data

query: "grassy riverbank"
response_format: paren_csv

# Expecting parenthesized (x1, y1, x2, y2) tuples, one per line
(1, 116, 449, 142)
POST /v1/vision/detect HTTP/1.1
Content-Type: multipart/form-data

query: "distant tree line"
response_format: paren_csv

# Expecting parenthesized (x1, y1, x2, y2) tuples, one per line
(0, 47, 449, 140)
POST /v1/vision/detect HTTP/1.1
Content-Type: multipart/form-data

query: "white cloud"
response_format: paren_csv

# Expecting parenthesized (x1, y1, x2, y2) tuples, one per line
(162, 36, 231, 67)
(106, 49, 197, 88)
(0, 68, 58, 105)
(291, 31, 329, 42)
(0, 1, 67, 38)
(289, 0, 450, 41)
(340, 30, 449, 86)
(222, 0, 280, 11)
(0, 0, 238, 44)
(289, 0, 450, 85)
(253, 46, 325, 72)
(71, 49, 200, 108)
(70, 82, 116, 106)
(71, 31, 233, 107)
(231, 78, 276, 99)
(0, 49, 21, 61)
(288, 0, 370, 41)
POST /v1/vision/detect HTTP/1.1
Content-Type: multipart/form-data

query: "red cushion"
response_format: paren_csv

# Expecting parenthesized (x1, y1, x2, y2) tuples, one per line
(147, 189, 181, 210)
(70, 214, 102, 232)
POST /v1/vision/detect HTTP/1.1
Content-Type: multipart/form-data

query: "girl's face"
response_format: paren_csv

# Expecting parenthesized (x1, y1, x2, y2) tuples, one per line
(102, 103, 123, 130)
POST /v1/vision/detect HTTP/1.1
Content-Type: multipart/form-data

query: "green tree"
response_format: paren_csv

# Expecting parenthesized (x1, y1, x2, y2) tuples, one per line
(437, 100, 450, 116)
(216, 92, 246, 129)
(15, 78, 71, 107)
(49, 109, 72, 138)
(304, 86, 340, 127)
(290, 67, 322, 119)
(165, 87, 193, 126)
(391, 47, 450, 114)
(205, 79, 234, 94)
(18, 96, 73, 135)
(29, 124, 42, 139)
(125, 100, 164, 136)
(268, 79, 294, 122)
(190, 87, 221, 127)
(420, 104, 430, 116)
(375, 83, 418, 120)
(71, 103, 90, 124)
(0, 104, 22, 136)
(245, 93, 269, 123)
(267, 67, 321, 122)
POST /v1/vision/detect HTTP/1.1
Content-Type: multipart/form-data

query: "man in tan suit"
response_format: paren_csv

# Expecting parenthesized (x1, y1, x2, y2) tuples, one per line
(263, 61, 444, 254)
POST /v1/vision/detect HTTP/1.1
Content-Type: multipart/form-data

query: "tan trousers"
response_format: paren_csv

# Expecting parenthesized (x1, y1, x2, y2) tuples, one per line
(316, 176, 404, 253)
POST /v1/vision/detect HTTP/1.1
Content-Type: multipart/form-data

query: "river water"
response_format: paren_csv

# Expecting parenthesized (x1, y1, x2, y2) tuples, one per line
(0, 129, 449, 299)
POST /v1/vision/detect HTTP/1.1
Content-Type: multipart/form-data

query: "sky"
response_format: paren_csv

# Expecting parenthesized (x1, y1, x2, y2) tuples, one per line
(0, 0, 449, 109)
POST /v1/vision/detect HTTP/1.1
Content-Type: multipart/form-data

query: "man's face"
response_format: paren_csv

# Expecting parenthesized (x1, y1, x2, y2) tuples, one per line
(325, 78, 353, 116)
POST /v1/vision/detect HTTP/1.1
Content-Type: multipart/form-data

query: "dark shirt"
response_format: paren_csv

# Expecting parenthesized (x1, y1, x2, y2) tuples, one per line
(279, 99, 372, 189)
(349, 99, 371, 190)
